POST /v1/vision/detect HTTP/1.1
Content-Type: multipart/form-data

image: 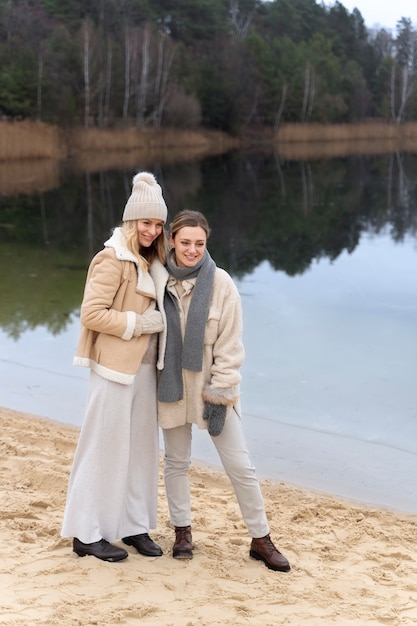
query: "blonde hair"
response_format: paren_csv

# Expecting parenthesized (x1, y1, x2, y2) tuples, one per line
(122, 220, 168, 269)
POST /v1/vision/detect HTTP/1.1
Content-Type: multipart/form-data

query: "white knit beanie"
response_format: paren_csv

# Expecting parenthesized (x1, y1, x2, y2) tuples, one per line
(122, 171, 168, 223)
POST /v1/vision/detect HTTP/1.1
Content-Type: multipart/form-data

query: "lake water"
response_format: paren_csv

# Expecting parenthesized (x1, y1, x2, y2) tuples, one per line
(0, 149, 416, 514)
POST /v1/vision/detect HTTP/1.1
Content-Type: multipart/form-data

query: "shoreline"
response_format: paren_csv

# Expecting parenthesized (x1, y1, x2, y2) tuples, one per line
(3, 406, 416, 522)
(3, 404, 417, 522)
(1, 340, 416, 517)
(1, 346, 416, 517)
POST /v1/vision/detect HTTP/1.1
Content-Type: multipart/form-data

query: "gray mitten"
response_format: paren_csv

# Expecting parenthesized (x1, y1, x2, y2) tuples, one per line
(203, 403, 227, 437)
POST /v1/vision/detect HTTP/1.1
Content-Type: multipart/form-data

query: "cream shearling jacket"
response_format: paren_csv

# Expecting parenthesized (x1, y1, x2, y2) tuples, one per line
(157, 267, 245, 430)
(73, 227, 168, 385)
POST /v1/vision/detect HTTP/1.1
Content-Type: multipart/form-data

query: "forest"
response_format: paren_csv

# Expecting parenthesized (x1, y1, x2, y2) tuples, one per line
(0, 0, 416, 134)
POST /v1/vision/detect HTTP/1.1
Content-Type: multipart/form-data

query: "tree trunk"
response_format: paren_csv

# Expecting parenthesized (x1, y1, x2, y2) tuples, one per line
(123, 27, 131, 121)
(83, 22, 91, 128)
(301, 63, 310, 121)
(153, 34, 175, 128)
(36, 51, 43, 121)
(307, 68, 316, 120)
(229, 0, 252, 39)
(274, 83, 287, 129)
(390, 64, 396, 120)
(136, 27, 150, 126)
(104, 40, 113, 126)
(396, 66, 409, 122)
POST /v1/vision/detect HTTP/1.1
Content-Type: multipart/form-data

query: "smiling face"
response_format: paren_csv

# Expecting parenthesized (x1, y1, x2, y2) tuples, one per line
(170, 226, 207, 268)
(137, 218, 164, 248)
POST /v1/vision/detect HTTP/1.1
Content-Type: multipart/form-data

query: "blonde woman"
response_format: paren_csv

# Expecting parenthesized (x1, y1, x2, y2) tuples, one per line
(62, 172, 169, 562)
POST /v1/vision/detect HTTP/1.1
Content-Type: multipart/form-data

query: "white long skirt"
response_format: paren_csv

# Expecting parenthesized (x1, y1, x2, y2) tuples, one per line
(61, 361, 159, 544)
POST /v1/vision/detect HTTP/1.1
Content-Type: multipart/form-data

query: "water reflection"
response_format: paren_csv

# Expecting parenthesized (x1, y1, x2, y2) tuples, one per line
(1, 149, 417, 339)
(1, 148, 417, 512)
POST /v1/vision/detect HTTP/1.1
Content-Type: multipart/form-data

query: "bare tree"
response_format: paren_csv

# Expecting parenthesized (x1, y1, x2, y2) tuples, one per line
(372, 27, 394, 59)
(82, 20, 91, 128)
(391, 18, 417, 122)
(229, 0, 252, 40)
(396, 66, 412, 122)
(122, 24, 175, 128)
(79, 19, 108, 127)
(301, 62, 316, 121)
(103, 39, 113, 126)
(123, 26, 133, 121)
(36, 49, 43, 121)
(152, 32, 176, 128)
(274, 83, 288, 129)
(136, 25, 150, 126)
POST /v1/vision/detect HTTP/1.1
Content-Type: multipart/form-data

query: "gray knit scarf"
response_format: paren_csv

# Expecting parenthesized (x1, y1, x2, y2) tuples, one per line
(158, 249, 216, 402)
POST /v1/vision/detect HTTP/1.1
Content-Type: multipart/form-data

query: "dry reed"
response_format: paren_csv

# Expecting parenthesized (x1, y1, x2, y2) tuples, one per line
(273, 122, 417, 159)
(0, 120, 238, 171)
(68, 127, 238, 155)
(0, 121, 64, 161)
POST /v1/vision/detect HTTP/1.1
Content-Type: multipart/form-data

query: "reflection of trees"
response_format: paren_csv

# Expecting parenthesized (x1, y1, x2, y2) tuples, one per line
(0, 243, 85, 339)
(194, 152, 375, 276)
(386, 152, 417, 242)
(0, 165, 205, 338)
(363, 151, 417, 243)
(0, 149, 417, 335)
(200, 151, 417, 276)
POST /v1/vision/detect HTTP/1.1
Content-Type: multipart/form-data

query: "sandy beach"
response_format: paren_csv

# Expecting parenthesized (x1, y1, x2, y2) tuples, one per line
(1, 406, 417, 626)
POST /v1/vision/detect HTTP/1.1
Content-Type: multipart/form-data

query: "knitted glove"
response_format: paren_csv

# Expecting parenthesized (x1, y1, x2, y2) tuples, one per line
(134, 309, 164, 337)
(203, 403, 227, 437)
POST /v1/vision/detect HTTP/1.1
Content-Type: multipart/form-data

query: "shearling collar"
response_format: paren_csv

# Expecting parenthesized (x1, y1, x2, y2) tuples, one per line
(104, 226, 137, 263)
(104, 226, 156, 298)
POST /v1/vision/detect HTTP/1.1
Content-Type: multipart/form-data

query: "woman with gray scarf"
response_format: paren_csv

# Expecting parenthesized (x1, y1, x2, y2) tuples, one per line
(158, 210, 290, 572)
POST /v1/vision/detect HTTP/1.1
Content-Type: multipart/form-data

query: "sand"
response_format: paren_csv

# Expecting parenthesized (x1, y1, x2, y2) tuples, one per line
(1, 406, 416, 626)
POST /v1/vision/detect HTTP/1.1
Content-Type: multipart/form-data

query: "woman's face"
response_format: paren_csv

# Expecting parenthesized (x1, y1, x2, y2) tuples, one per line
(137, 219, 164, 247)
(170, 226, 207, 268)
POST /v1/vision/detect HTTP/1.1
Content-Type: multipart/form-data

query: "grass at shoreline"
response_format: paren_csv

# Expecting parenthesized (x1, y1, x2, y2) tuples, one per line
(2, 120, 417, 164)
(0, 121, 239, 162)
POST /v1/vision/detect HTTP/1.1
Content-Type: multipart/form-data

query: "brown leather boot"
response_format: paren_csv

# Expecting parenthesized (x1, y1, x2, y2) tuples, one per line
(250, 534, 290, 572)
(173, 525, 193, 559)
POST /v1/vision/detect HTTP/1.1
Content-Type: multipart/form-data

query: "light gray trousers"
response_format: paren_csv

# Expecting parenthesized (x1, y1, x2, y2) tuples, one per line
(61, 366, 159, 544)
(162, 410, 269, 538)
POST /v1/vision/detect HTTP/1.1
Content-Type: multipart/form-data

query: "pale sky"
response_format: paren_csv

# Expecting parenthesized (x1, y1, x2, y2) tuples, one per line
(325, 1, 417, 31)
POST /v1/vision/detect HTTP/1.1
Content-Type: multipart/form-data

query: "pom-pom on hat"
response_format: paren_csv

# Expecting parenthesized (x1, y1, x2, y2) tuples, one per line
(122, 171, 168, 223)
